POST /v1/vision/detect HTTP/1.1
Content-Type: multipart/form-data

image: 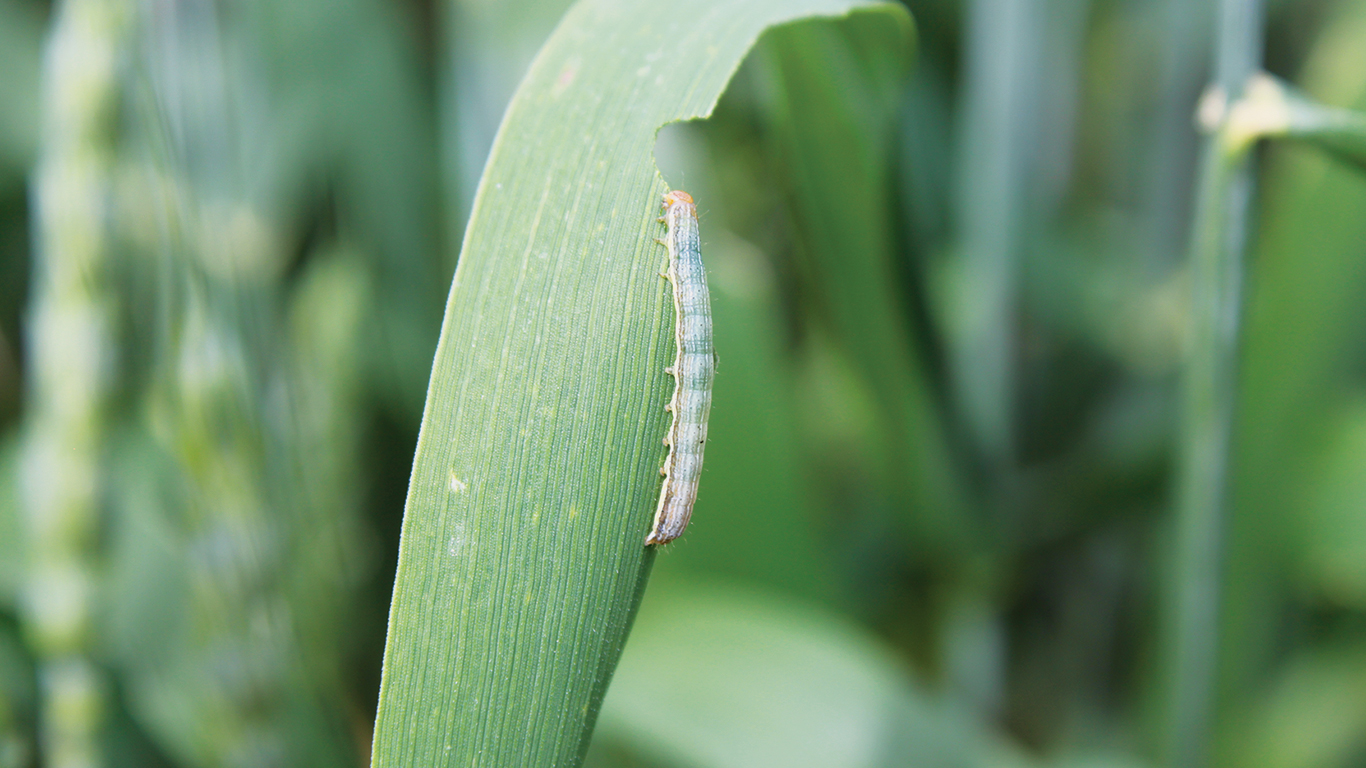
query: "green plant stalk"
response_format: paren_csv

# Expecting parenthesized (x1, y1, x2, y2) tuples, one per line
(369, 1, 913, 765)
(22, 2, 129, 766)
(1145, 0, 1213, 269)
(1160, 66, 1366, 768)
(1165, 130, 1245, 768)
(951, 0, 1040, 469)
(1163, 2, 1262, 766)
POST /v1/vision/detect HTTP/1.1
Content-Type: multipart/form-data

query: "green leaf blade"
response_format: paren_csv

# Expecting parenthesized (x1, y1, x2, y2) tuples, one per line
(371, 1, 914, 766)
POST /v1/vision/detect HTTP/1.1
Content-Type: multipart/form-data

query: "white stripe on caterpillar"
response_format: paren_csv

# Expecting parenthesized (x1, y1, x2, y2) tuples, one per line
(646, 190, 713, 546)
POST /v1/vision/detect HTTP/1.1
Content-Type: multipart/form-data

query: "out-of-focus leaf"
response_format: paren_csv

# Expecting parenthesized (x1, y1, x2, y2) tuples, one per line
(589, 578, 980, 768)
(104, 419, 361, 768)
(0, 434, 18, 607)
(756, 11, 970, 554)
(1044, 756, 1148, 768)
(1225, 0, 1366, 701)
(370, 1, 914, 765)
(898, 56, 954, 253)
(278, 244, 376, 710)
(0, 0, 42, 178)
(1293, 398, 1366, 606)
(249, 0, 444, 419)
(1219, 647, 1366, 768)
(101, 432, 193, 762)
(1046, 758, 1147, 768)
(0, 621, 34, 766)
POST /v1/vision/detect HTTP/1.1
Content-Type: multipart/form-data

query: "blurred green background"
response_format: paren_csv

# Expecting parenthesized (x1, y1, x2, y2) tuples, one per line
(3, 0, 1366, 766)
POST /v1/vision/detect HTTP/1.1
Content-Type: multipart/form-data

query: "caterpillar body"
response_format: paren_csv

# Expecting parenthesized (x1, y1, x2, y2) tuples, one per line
(646, 190, 713, 546)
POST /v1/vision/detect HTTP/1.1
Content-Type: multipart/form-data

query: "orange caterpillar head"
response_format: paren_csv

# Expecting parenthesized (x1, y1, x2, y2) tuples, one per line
(663, 190, 694, 207)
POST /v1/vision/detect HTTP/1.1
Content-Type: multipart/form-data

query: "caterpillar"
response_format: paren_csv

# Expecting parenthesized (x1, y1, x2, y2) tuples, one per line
(646, 189, 713, 546)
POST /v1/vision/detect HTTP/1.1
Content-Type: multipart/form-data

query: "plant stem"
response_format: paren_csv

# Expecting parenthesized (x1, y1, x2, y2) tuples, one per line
(953, 0, 1038, 469)
(22, 2, 129, 766)
(1164, 1, 1262, 766)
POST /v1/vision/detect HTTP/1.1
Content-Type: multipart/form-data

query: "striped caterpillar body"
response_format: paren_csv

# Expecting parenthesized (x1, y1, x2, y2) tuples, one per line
(646, 190, 713, 546)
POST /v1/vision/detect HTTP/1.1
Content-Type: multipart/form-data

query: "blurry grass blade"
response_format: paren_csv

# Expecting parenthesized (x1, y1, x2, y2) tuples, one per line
(0, 435, 18, 607)
(756, 11, 969, 549)
(265, 0, 445, 419)
(949, 0, 1039, 467)
(370, 1, 914, 765)
(1220, 647, 1366, 768)
(1295, 399, 1366, 606)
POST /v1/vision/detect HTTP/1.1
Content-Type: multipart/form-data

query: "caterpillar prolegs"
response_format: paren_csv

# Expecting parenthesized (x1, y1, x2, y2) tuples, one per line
(646, 190, 713, 546)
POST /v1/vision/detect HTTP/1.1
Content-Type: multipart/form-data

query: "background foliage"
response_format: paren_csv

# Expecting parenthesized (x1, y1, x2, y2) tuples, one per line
(1, 0, 1366, 766)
